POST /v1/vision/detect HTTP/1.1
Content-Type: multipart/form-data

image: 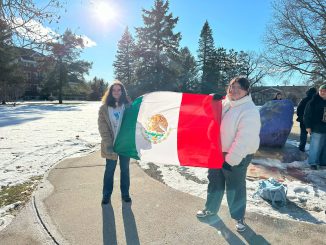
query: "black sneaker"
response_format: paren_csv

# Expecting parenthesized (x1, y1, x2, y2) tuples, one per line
(236, 219, 246, 232)
(122, 196, 132, 202)
(101, 198, 110, 205)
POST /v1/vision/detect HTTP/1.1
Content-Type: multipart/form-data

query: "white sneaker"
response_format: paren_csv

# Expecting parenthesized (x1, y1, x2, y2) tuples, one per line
(196, 209, 215, 218)
(236, 219, 246, 232)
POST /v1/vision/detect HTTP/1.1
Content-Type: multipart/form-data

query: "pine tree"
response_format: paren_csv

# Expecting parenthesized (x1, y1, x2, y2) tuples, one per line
(224, 49, 239, 82)
(0, 19, 24, 103)
(135, 0, 181, 93)
(113, 27, 136, 93)
(88, 77, 108, 101)
(214, 47, 228, 88)
(197, 21, 218, 94)
(178, 47, 199, 92)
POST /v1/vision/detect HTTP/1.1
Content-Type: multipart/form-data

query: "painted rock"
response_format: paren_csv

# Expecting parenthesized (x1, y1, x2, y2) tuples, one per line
(259, 99, 294, 147)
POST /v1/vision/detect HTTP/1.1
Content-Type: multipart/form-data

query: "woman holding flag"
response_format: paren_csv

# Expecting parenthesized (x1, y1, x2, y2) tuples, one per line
(98, 81, 131, 205)
(197, 77, 261, 232)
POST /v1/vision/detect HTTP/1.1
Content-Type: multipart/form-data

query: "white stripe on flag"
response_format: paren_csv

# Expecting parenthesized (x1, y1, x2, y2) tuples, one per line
(135, 92, 182, 165)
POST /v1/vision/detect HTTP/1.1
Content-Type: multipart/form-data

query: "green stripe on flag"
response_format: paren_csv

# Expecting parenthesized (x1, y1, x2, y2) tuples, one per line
(113, 96, 143, 159)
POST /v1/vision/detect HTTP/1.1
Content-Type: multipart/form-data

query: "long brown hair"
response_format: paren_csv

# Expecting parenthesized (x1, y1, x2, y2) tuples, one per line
(101, 80, 129, 107)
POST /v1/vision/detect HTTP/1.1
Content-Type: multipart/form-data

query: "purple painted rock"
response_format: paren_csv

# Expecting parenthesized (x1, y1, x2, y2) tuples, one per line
(259, 99, 294, 147)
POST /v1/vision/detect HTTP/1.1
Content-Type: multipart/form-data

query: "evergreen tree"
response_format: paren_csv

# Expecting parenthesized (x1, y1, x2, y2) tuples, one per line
(214, 47, 228, 89)
(224, 49, 240, 82)
(113, 27, 136, 88)
(236, 51, 249, 77)
(197, 21, 218, 94)
(178, 47, 199, 92)
(0, 19, 25, 103)
(135, 0, 181, 94)
(88, 77, 108, 101)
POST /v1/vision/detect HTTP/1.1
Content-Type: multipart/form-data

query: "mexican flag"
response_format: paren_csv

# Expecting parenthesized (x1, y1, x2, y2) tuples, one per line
(114, 92, 224, 169)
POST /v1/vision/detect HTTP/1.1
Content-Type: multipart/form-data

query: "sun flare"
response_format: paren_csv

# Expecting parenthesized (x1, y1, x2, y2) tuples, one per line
(93, 1, 117, 23)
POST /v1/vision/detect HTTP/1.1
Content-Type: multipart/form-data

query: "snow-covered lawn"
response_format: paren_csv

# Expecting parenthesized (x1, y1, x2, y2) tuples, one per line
(0, 101, 101, 188)
(0, 101, 101, 229)
(0, 101, 325, 231)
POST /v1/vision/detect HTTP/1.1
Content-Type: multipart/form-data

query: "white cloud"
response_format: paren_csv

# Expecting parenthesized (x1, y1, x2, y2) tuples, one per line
(80, 35, 97, 48)
(12, 18, 96, 49)
(12, 18, 59, 42)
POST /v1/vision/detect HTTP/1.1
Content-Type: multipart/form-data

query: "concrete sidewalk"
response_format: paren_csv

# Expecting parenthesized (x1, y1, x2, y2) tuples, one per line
(1, 151, 326, 244)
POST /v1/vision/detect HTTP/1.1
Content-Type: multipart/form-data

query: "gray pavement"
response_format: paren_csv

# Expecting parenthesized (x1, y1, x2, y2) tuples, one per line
(1, 151, 326, 245)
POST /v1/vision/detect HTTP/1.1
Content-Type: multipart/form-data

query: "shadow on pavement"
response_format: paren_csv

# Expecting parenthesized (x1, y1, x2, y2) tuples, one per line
(122, 202, 140, 245)
(102, 204, 117, 245)
(279, 200, 325, 224)
(198, 215, 246, 245)
(238, 225, 271, 245)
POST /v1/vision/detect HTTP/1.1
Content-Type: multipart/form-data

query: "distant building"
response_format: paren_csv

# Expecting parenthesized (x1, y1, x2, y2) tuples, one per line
(251, 85, 310, 105)
(15, 48, 45, 99)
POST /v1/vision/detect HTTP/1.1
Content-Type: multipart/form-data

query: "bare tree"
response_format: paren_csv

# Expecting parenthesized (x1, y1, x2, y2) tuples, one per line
(264, 0, 326, 80)
(239, 51, 270, 87)
(0, 0, 65, 49)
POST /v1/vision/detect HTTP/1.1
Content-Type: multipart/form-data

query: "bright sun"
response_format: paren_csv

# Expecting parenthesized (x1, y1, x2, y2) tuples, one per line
(93, 1, 117, 23)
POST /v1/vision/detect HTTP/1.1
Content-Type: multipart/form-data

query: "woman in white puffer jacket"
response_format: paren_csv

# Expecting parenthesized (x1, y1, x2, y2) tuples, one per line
(197, 77, 261, 233)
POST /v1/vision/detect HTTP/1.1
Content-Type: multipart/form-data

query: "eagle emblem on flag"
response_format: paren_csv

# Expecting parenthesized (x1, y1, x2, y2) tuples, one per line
(142, 114, 171, 144)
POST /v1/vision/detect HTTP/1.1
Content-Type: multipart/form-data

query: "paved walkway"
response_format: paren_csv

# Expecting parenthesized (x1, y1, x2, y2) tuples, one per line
(1, 151, 326, 245)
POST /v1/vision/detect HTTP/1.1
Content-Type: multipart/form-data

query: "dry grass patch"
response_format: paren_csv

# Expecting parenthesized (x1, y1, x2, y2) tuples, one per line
(0, 176, 42, 213)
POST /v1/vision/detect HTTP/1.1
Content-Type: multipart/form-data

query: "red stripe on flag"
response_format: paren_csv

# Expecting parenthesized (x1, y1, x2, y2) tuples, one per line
(177, 93, 224, 169)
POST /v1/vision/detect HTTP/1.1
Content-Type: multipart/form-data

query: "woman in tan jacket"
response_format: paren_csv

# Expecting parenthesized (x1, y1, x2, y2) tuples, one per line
(98, 81, 131, 205)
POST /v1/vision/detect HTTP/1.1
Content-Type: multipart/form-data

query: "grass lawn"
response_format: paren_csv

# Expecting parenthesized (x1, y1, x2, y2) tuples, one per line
(0, 176, 42, 214)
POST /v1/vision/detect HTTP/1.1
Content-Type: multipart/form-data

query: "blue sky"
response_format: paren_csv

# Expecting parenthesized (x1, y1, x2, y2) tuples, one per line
(50, 0, 274, 84)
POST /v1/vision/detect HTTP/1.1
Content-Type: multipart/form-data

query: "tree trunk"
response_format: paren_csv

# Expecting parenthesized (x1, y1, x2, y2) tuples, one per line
(58, 59, 63, 104)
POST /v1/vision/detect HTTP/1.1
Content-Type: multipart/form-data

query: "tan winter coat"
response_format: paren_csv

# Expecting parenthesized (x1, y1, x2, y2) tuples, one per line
(98, 104, 118, 160)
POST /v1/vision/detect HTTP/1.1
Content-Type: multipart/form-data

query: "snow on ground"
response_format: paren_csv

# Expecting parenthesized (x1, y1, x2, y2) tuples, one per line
(0, 101, 325, 231)
(0, 101, 101, 188)
(0, 101, 101, 229)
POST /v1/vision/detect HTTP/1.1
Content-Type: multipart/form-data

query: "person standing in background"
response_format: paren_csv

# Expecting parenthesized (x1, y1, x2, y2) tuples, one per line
(273, 92, 282, 100)
(296, 87, 317, 152)
(303, 84, 326, 169)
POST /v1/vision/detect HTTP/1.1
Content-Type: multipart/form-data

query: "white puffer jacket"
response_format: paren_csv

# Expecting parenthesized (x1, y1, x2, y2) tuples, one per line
(221, 94, 261, 166)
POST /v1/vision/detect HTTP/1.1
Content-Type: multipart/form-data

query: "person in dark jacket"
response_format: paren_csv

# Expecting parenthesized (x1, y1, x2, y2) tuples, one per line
(303, 84, 326, 169)
(296, 87, 317, 151)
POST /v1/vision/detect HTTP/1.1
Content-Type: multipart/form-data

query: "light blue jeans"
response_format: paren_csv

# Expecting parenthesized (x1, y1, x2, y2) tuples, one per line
(308, 132, 326, 166)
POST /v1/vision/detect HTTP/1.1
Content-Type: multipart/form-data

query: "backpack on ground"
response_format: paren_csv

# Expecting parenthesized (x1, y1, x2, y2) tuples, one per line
(255, 177, 287, 208)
